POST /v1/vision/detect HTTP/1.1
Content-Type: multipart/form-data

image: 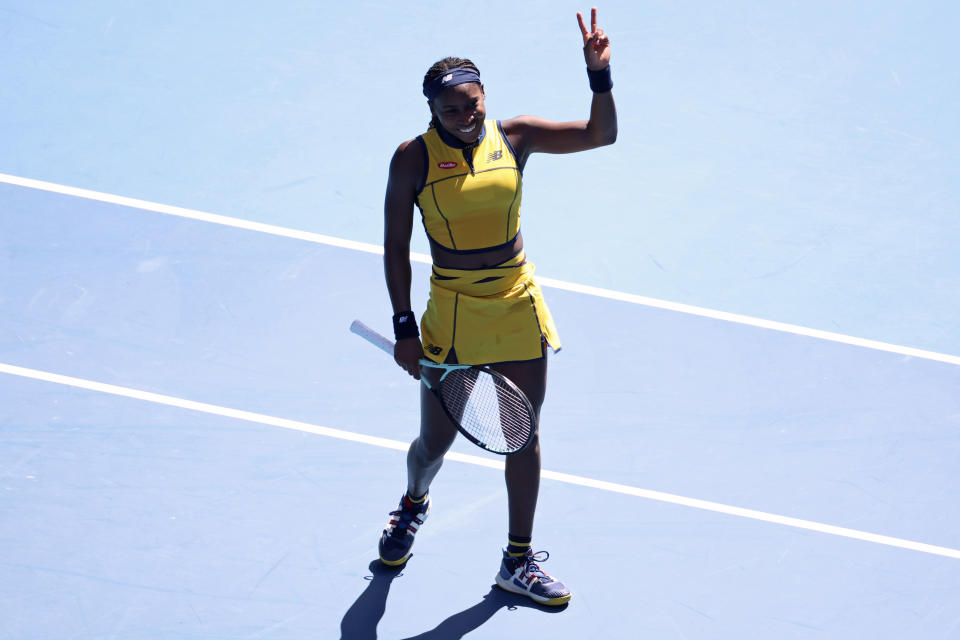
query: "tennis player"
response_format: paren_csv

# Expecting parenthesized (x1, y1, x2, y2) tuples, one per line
(379, 7, 617, 606)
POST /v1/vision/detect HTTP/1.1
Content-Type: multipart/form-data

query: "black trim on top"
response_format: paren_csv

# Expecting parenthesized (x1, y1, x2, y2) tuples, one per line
(504, 170, 520, 244)
(496, 120, 522, 176)
(496, 121, 522, 243)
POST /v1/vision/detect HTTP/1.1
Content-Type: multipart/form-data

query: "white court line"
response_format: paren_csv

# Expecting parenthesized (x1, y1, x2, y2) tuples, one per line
(2, 360, 959, 561)
(2, 171, 959, 368)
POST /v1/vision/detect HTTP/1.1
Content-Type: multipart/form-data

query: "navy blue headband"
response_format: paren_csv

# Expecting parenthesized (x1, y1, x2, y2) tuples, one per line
(423, 68, 481, 101)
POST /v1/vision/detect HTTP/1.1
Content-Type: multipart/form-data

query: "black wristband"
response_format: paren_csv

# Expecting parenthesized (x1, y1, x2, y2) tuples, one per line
(587, 65, 613, 93)
(392, 311, 420, 340)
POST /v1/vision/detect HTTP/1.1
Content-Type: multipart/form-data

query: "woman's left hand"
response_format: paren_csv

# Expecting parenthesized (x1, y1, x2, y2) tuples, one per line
(577, 7, 611, 70)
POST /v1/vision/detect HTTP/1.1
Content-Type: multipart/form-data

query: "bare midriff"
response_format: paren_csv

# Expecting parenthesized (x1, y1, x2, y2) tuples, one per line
(430, 232, 525, 270)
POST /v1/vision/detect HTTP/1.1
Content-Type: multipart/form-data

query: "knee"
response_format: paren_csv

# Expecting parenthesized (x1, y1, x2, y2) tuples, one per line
(519, 431, 540, 459)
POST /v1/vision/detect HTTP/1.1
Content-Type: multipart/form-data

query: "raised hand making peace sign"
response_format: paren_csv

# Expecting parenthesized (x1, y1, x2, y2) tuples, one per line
(577, 7, 611, 70)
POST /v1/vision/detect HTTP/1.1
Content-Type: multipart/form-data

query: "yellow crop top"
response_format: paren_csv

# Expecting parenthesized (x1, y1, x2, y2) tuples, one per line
(415, 119, 522, 253)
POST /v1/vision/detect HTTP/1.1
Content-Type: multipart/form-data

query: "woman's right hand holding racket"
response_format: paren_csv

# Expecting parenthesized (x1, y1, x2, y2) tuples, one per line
(352, 320, 537, 455)
(394, 337, 423, 380)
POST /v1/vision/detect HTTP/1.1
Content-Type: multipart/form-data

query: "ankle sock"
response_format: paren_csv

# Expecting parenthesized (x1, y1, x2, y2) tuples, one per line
(507, 534, 532, 557)
(404, 492, 427, 509)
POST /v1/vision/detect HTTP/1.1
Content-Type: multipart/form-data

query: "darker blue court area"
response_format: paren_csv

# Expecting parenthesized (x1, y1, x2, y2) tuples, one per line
(2, 183, 960, 639)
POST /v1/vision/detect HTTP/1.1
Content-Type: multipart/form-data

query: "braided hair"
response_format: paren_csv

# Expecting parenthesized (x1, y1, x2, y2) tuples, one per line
(422, 57, 481, 129)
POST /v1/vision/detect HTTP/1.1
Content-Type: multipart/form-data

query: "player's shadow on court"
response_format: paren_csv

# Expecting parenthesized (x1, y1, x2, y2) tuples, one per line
(340, 560, 406, 640)
(400, 585, 567, 639)
(339, 558, 566, 640)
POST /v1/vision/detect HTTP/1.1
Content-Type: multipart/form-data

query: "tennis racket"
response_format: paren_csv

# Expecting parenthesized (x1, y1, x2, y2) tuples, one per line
(349, 319, 537, 455)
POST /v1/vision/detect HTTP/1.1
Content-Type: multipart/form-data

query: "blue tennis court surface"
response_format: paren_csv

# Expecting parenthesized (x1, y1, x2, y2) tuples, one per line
(3, 2, 960, 638)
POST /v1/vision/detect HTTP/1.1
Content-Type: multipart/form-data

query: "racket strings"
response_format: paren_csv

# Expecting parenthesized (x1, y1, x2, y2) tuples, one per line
(439, 368, 534, 453)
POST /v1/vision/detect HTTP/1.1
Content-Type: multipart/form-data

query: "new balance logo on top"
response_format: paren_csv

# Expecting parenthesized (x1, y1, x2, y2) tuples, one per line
(487, 150, 503, 162)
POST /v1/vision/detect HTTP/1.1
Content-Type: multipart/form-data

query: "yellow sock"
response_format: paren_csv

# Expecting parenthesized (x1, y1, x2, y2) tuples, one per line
(507, 534, 532, 557)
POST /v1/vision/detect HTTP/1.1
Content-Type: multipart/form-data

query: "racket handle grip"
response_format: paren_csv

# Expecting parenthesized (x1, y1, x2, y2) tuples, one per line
(350, 319, 396, 356)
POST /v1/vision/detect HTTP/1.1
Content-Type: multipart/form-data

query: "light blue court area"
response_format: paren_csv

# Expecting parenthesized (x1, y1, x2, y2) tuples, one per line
(2, 0, 960, 355)
(3, 184, 960, 639)
(3, 1, 960, 638)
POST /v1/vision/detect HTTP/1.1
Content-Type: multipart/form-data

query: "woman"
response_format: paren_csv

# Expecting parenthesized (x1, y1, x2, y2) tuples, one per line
(378, 7, 616, 607)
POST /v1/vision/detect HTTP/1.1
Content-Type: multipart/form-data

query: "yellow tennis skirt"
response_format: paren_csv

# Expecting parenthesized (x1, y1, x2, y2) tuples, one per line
(420, 251, 560, 365)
